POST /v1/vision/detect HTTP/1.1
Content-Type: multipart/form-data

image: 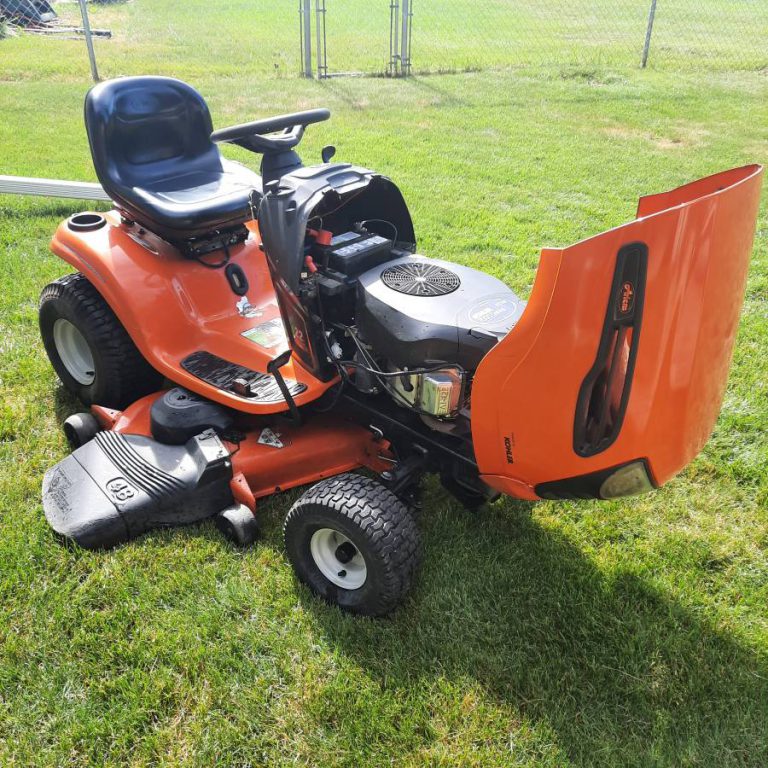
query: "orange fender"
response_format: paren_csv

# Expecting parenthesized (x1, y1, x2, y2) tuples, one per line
(50, 216, 335, 413)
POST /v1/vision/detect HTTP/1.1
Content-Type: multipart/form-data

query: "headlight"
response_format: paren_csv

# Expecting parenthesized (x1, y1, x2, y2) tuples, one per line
(599, 460, 654, 499)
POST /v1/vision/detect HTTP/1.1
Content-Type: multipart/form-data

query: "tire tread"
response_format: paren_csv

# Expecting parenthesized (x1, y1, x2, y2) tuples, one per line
(284, 473, 421, 616)
(40, 273, 162, 408)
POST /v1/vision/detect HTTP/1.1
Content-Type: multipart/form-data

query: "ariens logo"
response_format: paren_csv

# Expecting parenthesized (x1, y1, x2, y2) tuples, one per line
(619, 281, 635, 315)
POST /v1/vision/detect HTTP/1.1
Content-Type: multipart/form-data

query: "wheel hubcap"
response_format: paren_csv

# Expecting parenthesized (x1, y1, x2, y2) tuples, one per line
(53, 319, 95, 385)
(310, 528, 367, 589)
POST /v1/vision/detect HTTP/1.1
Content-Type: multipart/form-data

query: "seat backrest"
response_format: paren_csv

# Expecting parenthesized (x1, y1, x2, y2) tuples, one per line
(85, 76, 223, 198)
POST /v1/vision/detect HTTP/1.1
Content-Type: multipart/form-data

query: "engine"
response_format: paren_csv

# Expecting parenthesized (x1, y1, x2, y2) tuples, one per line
(307, 229, 525, 419)
(355, 255, 524, 370)
(259, 164, 525, 422)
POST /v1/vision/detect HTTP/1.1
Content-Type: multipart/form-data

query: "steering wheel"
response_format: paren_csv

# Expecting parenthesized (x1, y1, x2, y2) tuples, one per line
(211, 108, 330, 154)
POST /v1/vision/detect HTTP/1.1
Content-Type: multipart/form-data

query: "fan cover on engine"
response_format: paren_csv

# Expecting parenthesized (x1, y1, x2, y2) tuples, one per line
(380, 263, 461, 297)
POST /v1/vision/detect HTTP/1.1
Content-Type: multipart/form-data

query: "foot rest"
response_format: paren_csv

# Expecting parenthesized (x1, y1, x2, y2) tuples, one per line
(181, 350, 307, 403)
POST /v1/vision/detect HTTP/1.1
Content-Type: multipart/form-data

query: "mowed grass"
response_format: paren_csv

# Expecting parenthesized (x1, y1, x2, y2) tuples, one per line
(1, 2, 768, 766)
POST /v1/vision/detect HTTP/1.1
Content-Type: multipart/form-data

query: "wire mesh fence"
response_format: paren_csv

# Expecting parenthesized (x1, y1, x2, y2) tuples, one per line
(644, 0, 768, 70)
(410, 1, 651, 72)
(311, 0, 768, 76)
(1, 1, 766, 79)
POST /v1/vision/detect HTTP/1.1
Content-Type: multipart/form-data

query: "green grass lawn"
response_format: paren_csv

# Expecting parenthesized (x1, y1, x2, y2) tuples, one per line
(1, 2, 768, 766)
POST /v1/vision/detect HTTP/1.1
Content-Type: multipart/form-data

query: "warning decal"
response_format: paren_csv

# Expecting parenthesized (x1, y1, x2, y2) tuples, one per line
(257, 427, 286, 449)
(241, 318, 287, 350)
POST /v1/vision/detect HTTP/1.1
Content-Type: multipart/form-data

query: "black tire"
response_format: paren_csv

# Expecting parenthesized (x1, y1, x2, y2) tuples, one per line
(215, 504, 259, 547)
(39, 273, 162, 409)
(62, 412, 100, 449)
(284, 473, 421, 616)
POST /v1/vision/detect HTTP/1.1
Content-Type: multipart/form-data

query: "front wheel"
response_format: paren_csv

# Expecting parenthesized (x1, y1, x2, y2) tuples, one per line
(39, 273, 163, 408)
(284, 474, 421, 616)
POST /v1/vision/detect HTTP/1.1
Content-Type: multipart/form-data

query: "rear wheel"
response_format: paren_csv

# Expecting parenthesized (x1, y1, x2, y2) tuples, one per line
(284, 473, 421, 616)
(40, 273, 162, 408)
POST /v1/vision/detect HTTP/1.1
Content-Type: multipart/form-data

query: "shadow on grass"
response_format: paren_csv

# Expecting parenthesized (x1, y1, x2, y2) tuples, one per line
(302, 497, 768, 765)
(402, 75, 473, 107)
(53, 385, 82, 426)
(317, 78, 371, 110)
(319, 74, 475, 110)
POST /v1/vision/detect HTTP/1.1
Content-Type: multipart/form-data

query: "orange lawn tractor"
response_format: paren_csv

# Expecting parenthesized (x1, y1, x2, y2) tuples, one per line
(40, 76, 763, 615)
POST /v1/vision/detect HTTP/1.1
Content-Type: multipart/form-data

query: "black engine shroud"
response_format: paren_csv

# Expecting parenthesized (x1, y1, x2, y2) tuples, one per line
(259, 161, 524, 377)
(356, 255, 525, 370)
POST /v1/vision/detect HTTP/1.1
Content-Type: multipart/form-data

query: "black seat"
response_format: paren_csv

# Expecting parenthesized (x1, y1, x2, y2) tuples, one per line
(85, 76, 262, 241)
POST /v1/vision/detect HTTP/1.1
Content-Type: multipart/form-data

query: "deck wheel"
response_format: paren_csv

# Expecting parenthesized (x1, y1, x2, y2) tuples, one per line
(62, 412, 101, 449)
(215, 504, 259, 547)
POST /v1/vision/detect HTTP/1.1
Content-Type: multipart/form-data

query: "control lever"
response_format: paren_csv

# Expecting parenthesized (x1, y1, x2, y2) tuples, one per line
(267, 350, 302, 425)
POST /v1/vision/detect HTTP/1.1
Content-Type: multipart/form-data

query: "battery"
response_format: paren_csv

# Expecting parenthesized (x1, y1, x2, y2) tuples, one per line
(320, 232, 393, 276)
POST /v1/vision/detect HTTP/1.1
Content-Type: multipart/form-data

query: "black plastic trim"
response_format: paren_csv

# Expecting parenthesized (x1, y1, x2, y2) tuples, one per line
(535, 458, 657, 500)
(225, 263, 249, 296)
(94, 430, 186, 501)
(573, 242, 648, 457)
(43, 430, 234, 550)
(150, 388, 235, 445)
(181, 350, 307, 403)
(68, 213, 106, 232)
(267, 350, 302, 424)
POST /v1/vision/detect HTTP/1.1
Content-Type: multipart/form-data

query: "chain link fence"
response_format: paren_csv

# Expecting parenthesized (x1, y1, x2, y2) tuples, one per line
(309, 0, 768, 76)
(2, 1, 765, 78)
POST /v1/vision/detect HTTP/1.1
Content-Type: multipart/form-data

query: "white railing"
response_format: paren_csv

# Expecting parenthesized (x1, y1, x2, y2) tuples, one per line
(0, 176, 109, 201)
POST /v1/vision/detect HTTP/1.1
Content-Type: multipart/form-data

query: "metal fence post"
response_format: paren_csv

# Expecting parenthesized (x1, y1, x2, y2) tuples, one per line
(400, 0, 412, 76)
(641, 0, 657, 68)
(315, 0, 327, 79)
(300, 0, 313, 78)
(389, 0, 400, 76)
(77, 0, 99, 82)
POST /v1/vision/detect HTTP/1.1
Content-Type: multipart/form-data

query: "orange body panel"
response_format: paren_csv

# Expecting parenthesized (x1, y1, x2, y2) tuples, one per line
(472, 165, 763, 499)
(50, 215, 335, 414)
(230, 419, 390, 500)
(57, 166, 762, 504)
(107, 393, 392, 506)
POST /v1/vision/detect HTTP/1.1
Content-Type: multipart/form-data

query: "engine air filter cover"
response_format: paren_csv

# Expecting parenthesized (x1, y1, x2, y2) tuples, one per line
(381, 262, 460, 297)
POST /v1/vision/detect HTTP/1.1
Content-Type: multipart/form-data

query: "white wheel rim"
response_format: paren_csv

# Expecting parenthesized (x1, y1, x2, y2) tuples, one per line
(53, 319, 95, 385)
(310, 528, 367, 590)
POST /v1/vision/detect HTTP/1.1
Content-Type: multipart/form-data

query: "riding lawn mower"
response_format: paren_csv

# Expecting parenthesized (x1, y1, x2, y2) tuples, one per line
(38, 76, 763, 615)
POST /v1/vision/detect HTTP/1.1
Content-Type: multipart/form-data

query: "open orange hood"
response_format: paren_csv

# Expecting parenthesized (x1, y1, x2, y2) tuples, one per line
(472, 164, 763, 501)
